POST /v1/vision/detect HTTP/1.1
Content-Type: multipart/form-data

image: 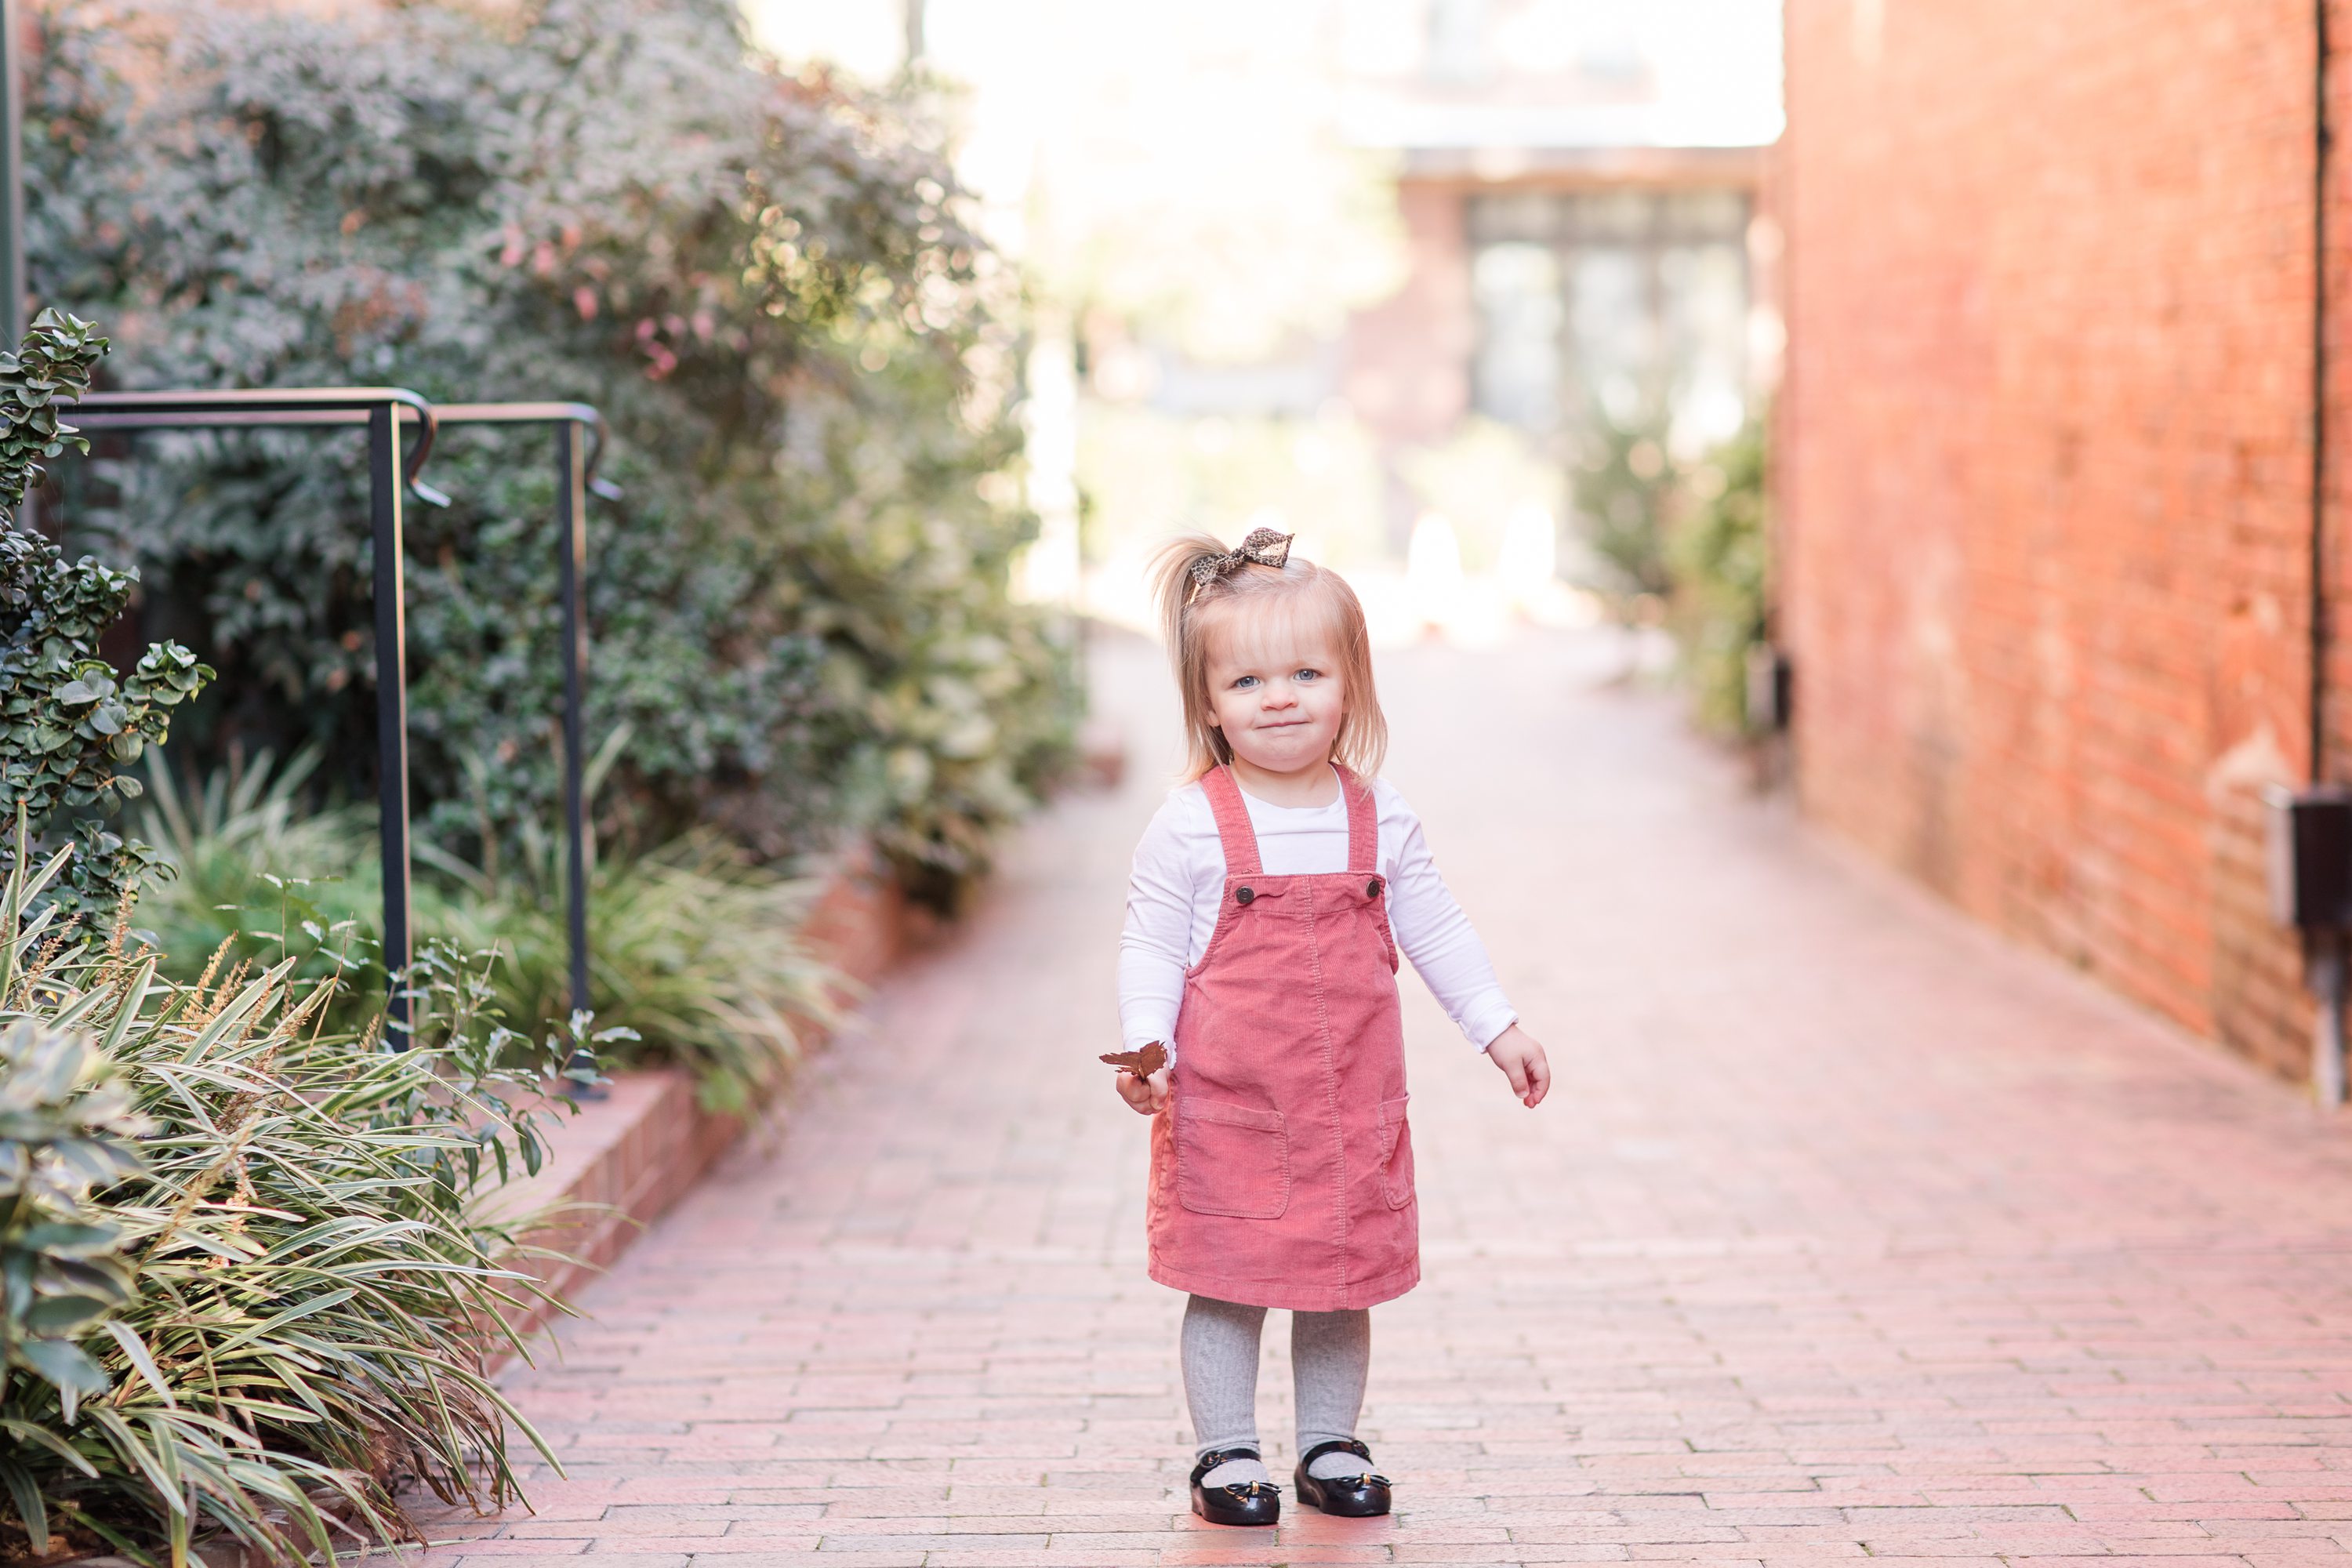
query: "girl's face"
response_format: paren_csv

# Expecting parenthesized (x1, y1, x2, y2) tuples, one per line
(1202, 608, 1347, 779)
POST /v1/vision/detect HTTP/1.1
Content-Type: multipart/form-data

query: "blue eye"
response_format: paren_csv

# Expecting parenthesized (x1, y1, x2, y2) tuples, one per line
(1232, 675, 1260, 690)
(1295, 668, 1321, 682)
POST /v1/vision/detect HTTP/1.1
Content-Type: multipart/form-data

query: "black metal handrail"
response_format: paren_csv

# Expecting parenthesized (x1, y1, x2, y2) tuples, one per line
(397, 401, 616, 1025)
(69, 387, 610, 1043)
(424, 401, 622, 501)
(75, 388, 437, 1032)
(71, 387, 443, 497)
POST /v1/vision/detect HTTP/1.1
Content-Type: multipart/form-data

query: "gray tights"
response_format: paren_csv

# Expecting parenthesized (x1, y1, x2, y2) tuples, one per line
(1181, 1294, 1372, 1486)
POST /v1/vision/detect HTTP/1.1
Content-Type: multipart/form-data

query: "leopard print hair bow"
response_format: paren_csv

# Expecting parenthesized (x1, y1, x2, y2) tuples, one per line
(1187, 527, 1294, 598)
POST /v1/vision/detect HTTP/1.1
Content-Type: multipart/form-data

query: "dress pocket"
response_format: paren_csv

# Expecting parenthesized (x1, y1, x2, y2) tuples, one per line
(1175, 1098, 1290, 1219)
(1376, 1094, 1415, 1210)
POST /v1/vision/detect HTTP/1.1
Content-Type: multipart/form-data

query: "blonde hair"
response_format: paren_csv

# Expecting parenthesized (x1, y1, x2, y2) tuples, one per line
(1149, 531, 1388, 782)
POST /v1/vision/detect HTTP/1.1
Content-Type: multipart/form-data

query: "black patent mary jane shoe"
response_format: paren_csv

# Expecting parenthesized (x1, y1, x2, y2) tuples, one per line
(1189, 1446, 1281, 1526)
(1294, 1438, 1392, 1517)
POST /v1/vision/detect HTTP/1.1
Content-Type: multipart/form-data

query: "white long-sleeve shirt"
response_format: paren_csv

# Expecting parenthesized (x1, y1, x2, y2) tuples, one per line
(1117, 771, 1519, 1060)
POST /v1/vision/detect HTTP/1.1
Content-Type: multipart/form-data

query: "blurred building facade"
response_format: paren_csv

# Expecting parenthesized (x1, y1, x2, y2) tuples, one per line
(1779, 0, 2328, 1077)
(1337, 0, 1780, 506)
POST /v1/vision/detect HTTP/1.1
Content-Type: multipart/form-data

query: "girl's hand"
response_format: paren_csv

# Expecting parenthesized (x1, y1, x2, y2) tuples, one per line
(1486, 1025, 1550, 1108)
(1117, 1065, 1172, 1116)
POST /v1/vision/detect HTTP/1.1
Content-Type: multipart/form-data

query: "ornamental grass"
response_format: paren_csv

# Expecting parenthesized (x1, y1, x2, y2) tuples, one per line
(0, 831, 574, 1564)
(131, 746, 844, 1115)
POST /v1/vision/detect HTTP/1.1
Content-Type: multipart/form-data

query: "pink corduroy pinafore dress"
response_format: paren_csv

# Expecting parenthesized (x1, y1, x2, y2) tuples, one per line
(1145, 763, 1420, 1312)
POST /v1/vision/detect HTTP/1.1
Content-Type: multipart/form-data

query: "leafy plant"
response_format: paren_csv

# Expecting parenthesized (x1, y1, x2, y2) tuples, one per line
(423, 830, 841, 1115)
(0, 307, 107, 521)
(0, 311, 216, 932)
(34, 0, 1076, 900)
(1665, 421, 1771, 736)
(0, 837, 575, 1564)
(127, 746, 371, 993)
(1569, 411, 1680, 626)
(132, 747, 840, 1111)
(0, 1017, 151, 1463)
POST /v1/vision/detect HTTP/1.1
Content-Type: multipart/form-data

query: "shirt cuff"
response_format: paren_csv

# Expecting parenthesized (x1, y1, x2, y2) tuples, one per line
(1463, 1004, 1519, 1051)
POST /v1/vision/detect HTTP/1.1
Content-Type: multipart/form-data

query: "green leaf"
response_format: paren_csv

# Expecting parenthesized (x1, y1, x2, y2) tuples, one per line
(104, 1319, 178, 1410)
(0, 1417, 98, 1475)
(16, 1336, 107, 1414)
(22, 1294, 112, 1333)
(20, 1220, 122, 1257)
(82, 1404, 179, 1510)
(0, 1455, 49, 1552)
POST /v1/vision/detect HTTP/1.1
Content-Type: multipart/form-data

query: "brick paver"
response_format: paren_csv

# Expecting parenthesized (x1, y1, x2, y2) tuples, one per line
(412, 630, 2352, 1566)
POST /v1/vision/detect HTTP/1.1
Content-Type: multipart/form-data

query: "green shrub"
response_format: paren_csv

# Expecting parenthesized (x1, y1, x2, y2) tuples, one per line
(128, 746, 370, 981)
(0, 1013, 150, 1459)
(1569, 411, 1681, 625)
(32, 0, 1075, 898)
(132, 749, 840, 1112)
(0, 839, 572, 1563)
(0, 307, 103, 517)
(0, 307, 567, 1564)
(0, 310, 215, 931)
(419, 831, 841, 1116)
(1664, 422, 1770, 736)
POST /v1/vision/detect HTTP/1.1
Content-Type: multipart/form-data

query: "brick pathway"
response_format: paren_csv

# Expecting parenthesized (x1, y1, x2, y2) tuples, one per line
(413, 630, 2352, 1567)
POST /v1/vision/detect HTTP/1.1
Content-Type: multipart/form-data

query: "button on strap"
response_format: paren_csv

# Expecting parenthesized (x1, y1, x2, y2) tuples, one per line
(1236, 886, 1255, 905)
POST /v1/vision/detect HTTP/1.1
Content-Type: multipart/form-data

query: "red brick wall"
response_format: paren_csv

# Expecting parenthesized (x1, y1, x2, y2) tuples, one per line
(1780, 0, 2331, 1076)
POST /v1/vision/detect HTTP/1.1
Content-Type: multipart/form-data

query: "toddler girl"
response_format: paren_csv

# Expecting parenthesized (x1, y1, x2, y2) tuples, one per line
(1113, 527, 1550, 1526)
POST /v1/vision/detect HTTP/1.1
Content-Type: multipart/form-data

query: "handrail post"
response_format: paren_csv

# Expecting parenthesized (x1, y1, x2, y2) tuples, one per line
(557, 417, 590, 1019)
(368, 401, 413, 1037)
(0, 0, 23, 350)
(409, 401, 606, 1064)
(71, 388, 437, 1040)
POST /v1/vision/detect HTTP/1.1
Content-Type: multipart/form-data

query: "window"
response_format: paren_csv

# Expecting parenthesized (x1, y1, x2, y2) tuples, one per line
(1468, 190, 1753, 452)
(1472, 244, 1563, 432)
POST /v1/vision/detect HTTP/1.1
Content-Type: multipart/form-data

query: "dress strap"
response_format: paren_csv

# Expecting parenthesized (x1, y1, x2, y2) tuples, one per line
(1198, 764, 1265, 876)
(1334, 764, 1378, 875)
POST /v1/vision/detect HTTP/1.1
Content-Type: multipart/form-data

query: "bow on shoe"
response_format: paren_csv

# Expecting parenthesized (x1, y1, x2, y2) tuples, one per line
(1189, 527, 1294, 596)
